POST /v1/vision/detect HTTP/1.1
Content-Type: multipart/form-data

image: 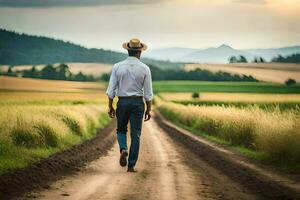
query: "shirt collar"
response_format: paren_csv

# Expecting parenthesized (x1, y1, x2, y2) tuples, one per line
(126, 56, 140, 61)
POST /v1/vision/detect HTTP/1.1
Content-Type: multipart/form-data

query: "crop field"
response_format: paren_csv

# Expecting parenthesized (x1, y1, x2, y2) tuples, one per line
(155, 80, 300, 171)
(159, 92, 300, 102)
(156, 98, 300, 169)
(0, 63, 113, 78)
(159, 92, 300, 111)
(0, 76, 106, 92)
(153, 81, 300, 93)
(0, 76, 110, 174)
(185, 63, 300, 83)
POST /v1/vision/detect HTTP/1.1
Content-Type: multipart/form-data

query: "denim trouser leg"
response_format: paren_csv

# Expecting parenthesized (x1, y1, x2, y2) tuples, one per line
(117, 131, 128, 151)
(116, 98, 144, 167)
(128, 104, 144, 168)
(116, 99, 130, 153)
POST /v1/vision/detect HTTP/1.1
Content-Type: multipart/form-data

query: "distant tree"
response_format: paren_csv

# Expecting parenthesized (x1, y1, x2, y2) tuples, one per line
(230, 55, 248, 63)
(86, 74, 95, 81)
(100, 73, 110, 81)
(6, 65, 15, 76)
(272, 54, 300, 63)
(253, 57, 259, 63)
(239, 55, 248, 63)
(272, 55, 284, 62)
(30, 66, 38, 77)
(192, 92, 199, 99)
(253, 57, 265, 63)
(229, 56, 238, 63)
(41, 64, 56, 79)
(73, 71, 86, 81)
(259, 57, 265, 63)
(285, 78, 296, 86)
(56, 63, 70, 80)
(23, 65, 39, 78)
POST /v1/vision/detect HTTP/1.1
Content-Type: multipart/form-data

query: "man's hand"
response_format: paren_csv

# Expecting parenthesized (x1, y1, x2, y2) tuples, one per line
(107, 97, 115, 118)
(144, 100, 152, 122)
(108, 106, 115, 118)
(144, 109, 151, 121)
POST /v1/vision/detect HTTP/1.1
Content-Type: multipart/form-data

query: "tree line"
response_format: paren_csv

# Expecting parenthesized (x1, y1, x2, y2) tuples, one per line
(2, 63, 258, 83)
(229, 55, 265, 63)
(1, 64, 96, 82)
(229, 53, 300, 64)
(101, 64, 258, 82)
(272, 53, 300, 63)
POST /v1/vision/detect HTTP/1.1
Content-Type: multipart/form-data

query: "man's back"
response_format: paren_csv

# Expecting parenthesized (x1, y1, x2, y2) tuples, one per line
(106, 56, 152, 101)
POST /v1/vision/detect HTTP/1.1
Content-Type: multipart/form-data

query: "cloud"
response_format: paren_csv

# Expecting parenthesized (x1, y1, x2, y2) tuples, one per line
(0, 0, 162, 7)
(233, 0, 267, 5)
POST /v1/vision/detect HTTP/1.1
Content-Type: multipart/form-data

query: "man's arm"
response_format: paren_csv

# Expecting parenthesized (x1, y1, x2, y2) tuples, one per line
(144, 67, 153, 121)
(106, 66, 118, 118)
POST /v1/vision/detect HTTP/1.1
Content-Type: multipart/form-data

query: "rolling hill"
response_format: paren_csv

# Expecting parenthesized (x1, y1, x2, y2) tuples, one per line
(144, 45, 300, 64)
(0, 29, 127, 65)
(0, 29, 182, 70)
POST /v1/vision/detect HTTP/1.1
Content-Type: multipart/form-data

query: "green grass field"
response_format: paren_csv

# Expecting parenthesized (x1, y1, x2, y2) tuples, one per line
(153, 81, 300, 93)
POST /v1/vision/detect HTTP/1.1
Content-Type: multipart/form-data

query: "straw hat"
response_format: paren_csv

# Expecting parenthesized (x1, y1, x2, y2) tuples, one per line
(122, 38, 147, 51)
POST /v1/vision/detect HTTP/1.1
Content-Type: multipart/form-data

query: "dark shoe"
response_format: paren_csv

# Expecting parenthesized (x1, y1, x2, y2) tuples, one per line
(119, 150, 128, 167)
(127, 167, 138, 173)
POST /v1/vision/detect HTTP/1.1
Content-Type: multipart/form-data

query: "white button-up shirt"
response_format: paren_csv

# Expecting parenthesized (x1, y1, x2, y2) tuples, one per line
(106, 56, 153, 101)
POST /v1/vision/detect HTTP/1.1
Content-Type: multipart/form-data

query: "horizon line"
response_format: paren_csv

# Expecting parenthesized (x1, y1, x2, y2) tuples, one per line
(1, 28, 300, 52)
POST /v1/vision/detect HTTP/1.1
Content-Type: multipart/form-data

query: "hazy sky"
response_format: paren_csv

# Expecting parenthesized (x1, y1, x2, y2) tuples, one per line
(0, 0, 299, 52)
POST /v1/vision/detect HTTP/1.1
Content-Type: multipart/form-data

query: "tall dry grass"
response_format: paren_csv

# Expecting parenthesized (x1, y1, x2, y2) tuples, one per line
(0, 105, 108, 147)
(156, 98, 300, 165)
(0, 104, 110, 173)
(0, 76, 111, 174)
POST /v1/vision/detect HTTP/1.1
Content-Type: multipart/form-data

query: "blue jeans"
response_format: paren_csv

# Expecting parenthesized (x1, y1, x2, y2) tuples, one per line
(116, 98, 145, 168)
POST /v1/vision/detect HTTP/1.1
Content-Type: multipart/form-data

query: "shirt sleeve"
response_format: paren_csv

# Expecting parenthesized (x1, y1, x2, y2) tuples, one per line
(106, 65, 118, 99)
(143, 67, 153, 101)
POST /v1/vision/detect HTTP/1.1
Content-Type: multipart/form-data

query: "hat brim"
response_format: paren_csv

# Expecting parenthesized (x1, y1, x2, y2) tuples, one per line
(122, 42, 147, 51)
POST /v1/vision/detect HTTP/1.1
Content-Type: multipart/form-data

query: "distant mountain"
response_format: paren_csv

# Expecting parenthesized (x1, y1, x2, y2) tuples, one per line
(144, 45, 300, 64)
(143, 47, 197, 61)
(184, 44, 255, 63)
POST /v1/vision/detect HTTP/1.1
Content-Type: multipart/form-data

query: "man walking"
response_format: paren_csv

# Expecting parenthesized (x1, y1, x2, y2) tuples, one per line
(106, 38, 153, 172)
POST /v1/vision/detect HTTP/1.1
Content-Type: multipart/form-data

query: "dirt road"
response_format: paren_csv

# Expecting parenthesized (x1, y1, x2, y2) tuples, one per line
(23, 118, 281, 200)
